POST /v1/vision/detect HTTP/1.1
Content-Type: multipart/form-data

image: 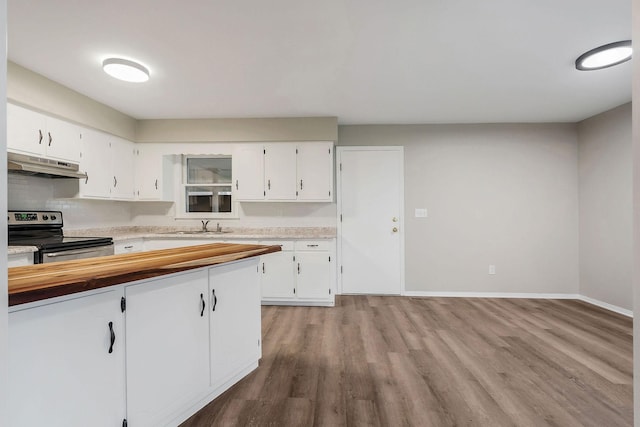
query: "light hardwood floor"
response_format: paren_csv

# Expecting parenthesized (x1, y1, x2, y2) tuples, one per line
(181, 296, 633, 426)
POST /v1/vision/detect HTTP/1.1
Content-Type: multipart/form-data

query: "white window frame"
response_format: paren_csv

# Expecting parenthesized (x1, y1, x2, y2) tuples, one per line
(177, 154, 238, 219)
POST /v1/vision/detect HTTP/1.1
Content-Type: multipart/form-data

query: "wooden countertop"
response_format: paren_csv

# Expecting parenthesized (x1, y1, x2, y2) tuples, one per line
(8, 243, 280, 306)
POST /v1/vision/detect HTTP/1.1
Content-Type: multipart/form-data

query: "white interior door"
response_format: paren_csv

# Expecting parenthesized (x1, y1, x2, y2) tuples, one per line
(338, 147, 404, 295)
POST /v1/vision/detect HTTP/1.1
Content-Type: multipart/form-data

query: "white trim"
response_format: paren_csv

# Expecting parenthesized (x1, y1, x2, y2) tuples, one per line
(403, 291, 580, 299)
(336, 146, 405, 296)
(402, 291, 633, 317)
(577, 295, 633, 317)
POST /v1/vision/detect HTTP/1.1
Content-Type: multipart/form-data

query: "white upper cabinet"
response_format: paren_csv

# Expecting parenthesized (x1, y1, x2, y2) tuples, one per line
(296, 142, 333, 201)
(264, 143, 297, 200)
(234, 145, 266, 200)
(234, 141, 334, 202)
(7, 103, 81, 163)
(76, 130, 135, 200)
(110, 136, 136, 200)
(78, 128, 112, 199)
(134, 147, 173, 201)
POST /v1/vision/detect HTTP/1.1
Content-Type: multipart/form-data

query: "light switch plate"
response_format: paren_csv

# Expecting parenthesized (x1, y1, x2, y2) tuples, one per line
(415, 208, 428, 218)
(489, 265, 496, 275)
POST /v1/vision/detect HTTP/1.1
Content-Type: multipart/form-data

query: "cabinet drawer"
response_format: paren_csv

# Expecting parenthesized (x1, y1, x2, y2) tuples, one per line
(294, 240, 332, 251)
(259, 240, 294, 251)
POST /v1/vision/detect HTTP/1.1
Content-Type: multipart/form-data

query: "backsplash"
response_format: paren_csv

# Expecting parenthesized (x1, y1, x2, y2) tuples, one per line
(8, 174, 133, 229)
(8, 174, 338, 230)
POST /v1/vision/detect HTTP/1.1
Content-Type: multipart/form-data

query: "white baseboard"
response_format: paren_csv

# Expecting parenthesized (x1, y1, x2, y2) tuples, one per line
(403, 291, 580, 299)
(401, 291, 633, 318)
(576, 295, 633, 318)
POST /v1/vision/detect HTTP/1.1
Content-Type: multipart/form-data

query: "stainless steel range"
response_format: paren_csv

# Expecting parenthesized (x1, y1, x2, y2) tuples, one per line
(8, 210, 114, 264)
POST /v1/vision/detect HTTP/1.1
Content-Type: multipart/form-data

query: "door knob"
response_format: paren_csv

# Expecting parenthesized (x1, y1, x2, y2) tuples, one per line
(392, 217, 398, 222)
(392, 227, 398, 232)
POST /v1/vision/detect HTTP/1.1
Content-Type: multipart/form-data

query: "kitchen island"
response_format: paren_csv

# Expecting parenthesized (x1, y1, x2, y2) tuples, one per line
(8, 243, 280, 427)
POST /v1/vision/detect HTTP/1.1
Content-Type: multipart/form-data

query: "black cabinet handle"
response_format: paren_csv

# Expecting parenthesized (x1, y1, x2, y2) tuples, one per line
(200, 293, 205, 317)
(236, 179, 239, 190)
(85, 173, 89, 185)
(212, 289, 218, 312)
(154, 179, 158, 190)
(108, 321, 115, 354)
(262, 262, 265, 274)
(48, 132, 52, 146)
(300, 179, 303, 190)
(38, 129, 43, 145)
(113, 176, 118, 188)
(298, 263, 300, 274)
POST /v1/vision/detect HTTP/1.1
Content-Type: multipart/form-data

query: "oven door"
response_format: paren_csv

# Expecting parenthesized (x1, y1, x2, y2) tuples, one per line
(40, 244, 114, 264)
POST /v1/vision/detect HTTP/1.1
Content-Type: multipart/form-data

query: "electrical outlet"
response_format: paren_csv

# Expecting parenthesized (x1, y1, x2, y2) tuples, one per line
(489, 265, 496, 275)
(415, 208, 428, 218)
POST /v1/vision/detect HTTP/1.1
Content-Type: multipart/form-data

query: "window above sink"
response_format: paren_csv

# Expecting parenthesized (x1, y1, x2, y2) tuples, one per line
(177, 155, 238, 219)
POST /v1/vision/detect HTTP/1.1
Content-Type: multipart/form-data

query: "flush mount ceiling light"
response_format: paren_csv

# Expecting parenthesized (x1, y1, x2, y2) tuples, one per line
(102, 58, 150, 82)
(575, 40, 632, 71)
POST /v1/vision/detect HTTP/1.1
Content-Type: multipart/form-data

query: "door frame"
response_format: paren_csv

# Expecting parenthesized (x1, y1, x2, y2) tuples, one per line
(336, 146, 405, 295)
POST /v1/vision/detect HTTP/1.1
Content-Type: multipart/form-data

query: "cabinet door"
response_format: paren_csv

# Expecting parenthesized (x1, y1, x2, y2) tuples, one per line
(135, 147, 171, 200)
(9, 290, 126, 427)
(7, 103, 47, 156)
(79, 128, 112, 198)
(111, 136, 135, 200)
(234, 144, 265, 200)
(296, 252, 333, 299)
(261, 251, 296, 299)
(125, 270, 210, 427)
(45, 116, 81, 163)
(210, 259, 261, 388)
(297, 142, 333, 201)
(264, 143, 297, 200)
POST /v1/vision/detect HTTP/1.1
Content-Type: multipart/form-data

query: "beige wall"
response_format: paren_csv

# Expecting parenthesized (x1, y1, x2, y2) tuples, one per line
(7, 62, 137, 139)
(578, 103, 632, 310)
(338, 123, 579, 295)
(136, 117, 337, 143)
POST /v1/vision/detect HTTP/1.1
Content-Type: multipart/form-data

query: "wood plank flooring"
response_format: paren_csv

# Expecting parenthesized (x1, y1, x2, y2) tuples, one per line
(181, 296, 633, 426)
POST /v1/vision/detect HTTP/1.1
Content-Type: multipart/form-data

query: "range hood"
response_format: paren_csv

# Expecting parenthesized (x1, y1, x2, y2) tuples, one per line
(7, 152, 87, 179)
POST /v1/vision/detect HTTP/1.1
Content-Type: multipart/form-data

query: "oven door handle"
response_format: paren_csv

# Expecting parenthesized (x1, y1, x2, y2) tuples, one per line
(45, 247, 111, 258)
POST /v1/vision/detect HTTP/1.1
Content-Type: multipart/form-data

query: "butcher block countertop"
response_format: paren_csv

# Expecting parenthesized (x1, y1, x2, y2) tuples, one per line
(8, 243, 280, 306)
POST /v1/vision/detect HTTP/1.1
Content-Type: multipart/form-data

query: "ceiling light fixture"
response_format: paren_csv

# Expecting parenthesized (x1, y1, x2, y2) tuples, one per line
(575, 40, 632, 71)
(102, 58, 150, 82)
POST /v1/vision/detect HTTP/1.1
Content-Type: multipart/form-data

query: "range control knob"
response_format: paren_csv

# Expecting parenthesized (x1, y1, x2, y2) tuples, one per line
(42, 215, 49, 220)
(51, 215, 57, 220)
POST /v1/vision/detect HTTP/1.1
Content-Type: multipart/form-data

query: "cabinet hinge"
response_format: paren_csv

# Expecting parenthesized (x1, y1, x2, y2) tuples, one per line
(120, 297, 126, 313)
(122, 418, 128, 427)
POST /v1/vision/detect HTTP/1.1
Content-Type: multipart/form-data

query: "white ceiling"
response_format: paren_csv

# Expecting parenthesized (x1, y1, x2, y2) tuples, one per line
(8, 0, 632, 124)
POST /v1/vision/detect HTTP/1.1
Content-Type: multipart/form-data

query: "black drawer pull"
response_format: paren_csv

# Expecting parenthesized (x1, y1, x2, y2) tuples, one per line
(108, 321, 115, 353)
(212, 289, 218, 312)
(200, 293, 205, 317)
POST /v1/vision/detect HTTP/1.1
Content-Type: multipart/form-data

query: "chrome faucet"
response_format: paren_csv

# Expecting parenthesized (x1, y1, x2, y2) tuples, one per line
(201, 220, 210, 232)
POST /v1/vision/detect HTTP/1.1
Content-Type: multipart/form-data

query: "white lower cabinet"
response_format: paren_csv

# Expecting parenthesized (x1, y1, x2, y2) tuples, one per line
(9, 289, 126, 427)
(260, 239, 335, 306)
(8, 259, 264, 427)
(125, 269, 210, 427)
(8, 252, 33, 267)
(209, 260, 261, 388)
(260, 241, 295, 299)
